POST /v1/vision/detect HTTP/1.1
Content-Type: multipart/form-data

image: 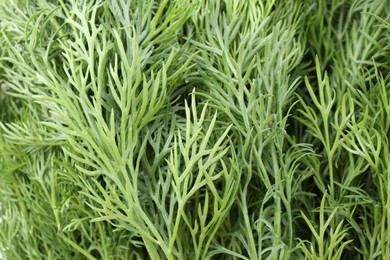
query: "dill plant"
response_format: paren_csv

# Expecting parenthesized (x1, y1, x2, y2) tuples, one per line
(0, 0, 389, 259)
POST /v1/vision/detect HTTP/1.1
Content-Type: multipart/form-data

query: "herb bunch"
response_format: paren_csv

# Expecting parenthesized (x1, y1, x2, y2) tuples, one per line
(0, 0, 389, 259)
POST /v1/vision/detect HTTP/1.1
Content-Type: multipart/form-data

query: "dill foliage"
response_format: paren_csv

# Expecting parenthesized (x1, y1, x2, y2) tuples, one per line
(1, 0, 390, 259)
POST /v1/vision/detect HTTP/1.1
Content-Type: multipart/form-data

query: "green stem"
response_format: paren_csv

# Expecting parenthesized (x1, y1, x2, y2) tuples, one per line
(14, 185, 28, 221)
(271, 145, 281, 251)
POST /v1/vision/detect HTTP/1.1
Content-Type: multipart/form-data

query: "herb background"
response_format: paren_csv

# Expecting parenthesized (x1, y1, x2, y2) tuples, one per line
(0, 0, 390, 259)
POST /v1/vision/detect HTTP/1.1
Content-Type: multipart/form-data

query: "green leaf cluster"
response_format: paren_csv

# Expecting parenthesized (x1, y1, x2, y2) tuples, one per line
(0, 0, 389, 259)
